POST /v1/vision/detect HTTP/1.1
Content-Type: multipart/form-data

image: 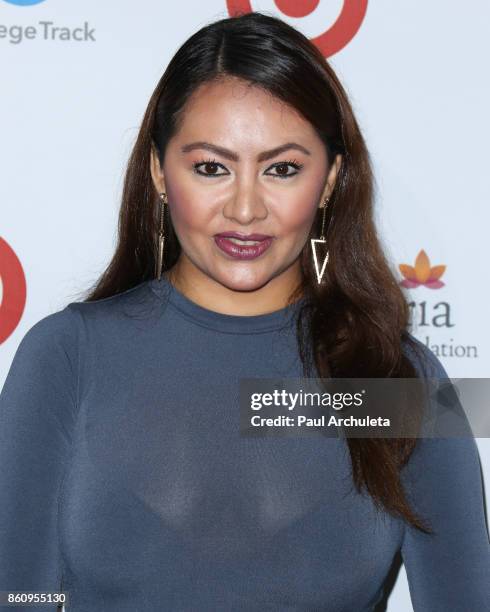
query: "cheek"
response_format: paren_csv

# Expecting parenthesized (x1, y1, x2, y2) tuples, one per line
(166, 179, 217, 234)
(272, 189, 319, 236)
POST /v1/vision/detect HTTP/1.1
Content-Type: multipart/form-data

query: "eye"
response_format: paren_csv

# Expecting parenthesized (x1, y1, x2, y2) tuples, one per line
(192, 158, 229, 177)
(192, 157, 304, 179)
(265, 159, 303, 179)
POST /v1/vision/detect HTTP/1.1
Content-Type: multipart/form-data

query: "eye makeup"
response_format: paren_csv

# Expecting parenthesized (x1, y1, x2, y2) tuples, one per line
(192, 157, 304, 179)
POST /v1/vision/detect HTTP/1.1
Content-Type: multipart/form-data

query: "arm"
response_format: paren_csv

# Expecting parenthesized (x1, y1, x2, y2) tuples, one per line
(401, 436, 490, 610)
(0, 306, 80, 611)
(400, 338, 490, 610)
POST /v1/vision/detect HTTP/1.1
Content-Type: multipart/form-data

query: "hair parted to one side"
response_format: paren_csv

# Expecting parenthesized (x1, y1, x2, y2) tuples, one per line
(81, 11, 433, 533)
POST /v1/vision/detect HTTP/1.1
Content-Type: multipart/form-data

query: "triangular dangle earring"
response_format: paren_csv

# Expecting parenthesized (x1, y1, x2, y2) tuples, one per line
(310, 197, 329, 284)
(155, 192, 166, 281)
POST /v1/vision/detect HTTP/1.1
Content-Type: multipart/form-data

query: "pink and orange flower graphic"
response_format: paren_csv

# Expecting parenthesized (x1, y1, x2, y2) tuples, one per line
(399, 249, 446, 289)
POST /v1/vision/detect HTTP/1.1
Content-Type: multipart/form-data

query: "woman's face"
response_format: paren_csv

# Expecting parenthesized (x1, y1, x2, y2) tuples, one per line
(150, 76, 341, 294)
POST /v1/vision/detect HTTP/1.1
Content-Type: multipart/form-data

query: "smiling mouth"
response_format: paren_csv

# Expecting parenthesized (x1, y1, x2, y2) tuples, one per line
(214, 235, 274, 260)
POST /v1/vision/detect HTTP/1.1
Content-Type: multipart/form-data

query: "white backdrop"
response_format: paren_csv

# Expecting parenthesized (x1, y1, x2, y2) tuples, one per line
(1, 1, 489, 610)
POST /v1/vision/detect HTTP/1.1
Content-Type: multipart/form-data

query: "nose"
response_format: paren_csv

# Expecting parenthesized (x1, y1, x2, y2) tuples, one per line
(222, 179, 268, 225)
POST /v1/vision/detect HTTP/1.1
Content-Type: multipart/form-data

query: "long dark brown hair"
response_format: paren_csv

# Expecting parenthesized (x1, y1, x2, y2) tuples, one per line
(80, 12, 433, 533)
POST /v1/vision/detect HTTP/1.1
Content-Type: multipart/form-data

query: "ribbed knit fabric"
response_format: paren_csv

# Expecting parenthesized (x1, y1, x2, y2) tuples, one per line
(0, 277, 489, 611)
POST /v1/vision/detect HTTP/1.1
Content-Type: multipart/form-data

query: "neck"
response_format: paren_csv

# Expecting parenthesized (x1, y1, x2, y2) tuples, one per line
(164, 258, 303, 316)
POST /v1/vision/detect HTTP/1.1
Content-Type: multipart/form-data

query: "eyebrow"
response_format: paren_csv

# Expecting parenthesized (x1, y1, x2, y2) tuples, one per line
(180, 141, 311, 162)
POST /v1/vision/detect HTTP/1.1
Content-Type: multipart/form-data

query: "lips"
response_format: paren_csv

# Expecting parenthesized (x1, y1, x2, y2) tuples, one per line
(214, 231, 274, 260)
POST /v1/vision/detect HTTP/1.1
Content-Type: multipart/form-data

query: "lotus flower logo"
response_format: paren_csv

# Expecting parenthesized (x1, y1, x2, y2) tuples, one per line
(399, 249, 446, 289)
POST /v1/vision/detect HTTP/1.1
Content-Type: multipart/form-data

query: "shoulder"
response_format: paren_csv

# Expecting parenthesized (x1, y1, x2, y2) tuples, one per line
(399, 337, 483, 495)
(402, 332, 449, 379)
(0, 305, 84, 433)
(61, 279, 159, 327)
(13, 304, 81, 362)
(0, 282, 139, 403)
(4, 305, 83, 399)
(12, 280, 156, 362)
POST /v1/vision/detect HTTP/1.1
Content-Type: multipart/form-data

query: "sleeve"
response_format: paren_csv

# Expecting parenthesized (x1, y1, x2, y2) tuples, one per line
(0, 306, 81, 611)
(400, 337, 490, 611)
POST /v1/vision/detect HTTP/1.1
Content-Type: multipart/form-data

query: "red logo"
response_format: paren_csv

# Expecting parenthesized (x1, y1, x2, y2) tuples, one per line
(0, 237, 27, 344)
(226, 0, 368, 57)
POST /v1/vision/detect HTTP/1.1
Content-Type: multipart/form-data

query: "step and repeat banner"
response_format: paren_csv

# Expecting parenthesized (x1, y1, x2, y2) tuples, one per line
(1, 1, 489, 610)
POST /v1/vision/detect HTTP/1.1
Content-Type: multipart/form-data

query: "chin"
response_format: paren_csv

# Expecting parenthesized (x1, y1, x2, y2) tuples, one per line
(215, 269, 273, 293)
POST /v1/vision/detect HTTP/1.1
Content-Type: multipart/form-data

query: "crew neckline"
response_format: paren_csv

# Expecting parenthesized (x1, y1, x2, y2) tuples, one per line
(148, 276, 307, 334)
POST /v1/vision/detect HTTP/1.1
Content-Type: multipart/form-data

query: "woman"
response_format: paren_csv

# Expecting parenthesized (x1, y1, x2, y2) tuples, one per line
(0, 11, 488, 611)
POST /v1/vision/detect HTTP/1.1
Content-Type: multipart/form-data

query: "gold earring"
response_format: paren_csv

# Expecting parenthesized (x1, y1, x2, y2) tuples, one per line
(310, 197, 329, 284)
(155, 192, 166, 281)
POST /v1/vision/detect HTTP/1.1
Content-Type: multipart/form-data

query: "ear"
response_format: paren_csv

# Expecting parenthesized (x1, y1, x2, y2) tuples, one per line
(320, 153, 342, 206)
(150, 143, 166, 195)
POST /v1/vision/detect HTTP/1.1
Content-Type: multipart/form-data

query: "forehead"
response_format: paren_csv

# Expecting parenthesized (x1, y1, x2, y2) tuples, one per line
(173, 76, 319, 147)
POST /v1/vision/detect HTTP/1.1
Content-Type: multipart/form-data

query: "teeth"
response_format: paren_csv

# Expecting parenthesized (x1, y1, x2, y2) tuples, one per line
(227, 237, 262, 245)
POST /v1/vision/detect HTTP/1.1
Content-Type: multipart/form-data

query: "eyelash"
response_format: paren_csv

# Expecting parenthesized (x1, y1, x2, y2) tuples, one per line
(192, 157, 304, 179)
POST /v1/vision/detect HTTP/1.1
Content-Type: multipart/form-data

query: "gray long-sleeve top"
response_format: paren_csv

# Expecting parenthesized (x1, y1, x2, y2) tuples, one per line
(1, 277, 489, 611)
